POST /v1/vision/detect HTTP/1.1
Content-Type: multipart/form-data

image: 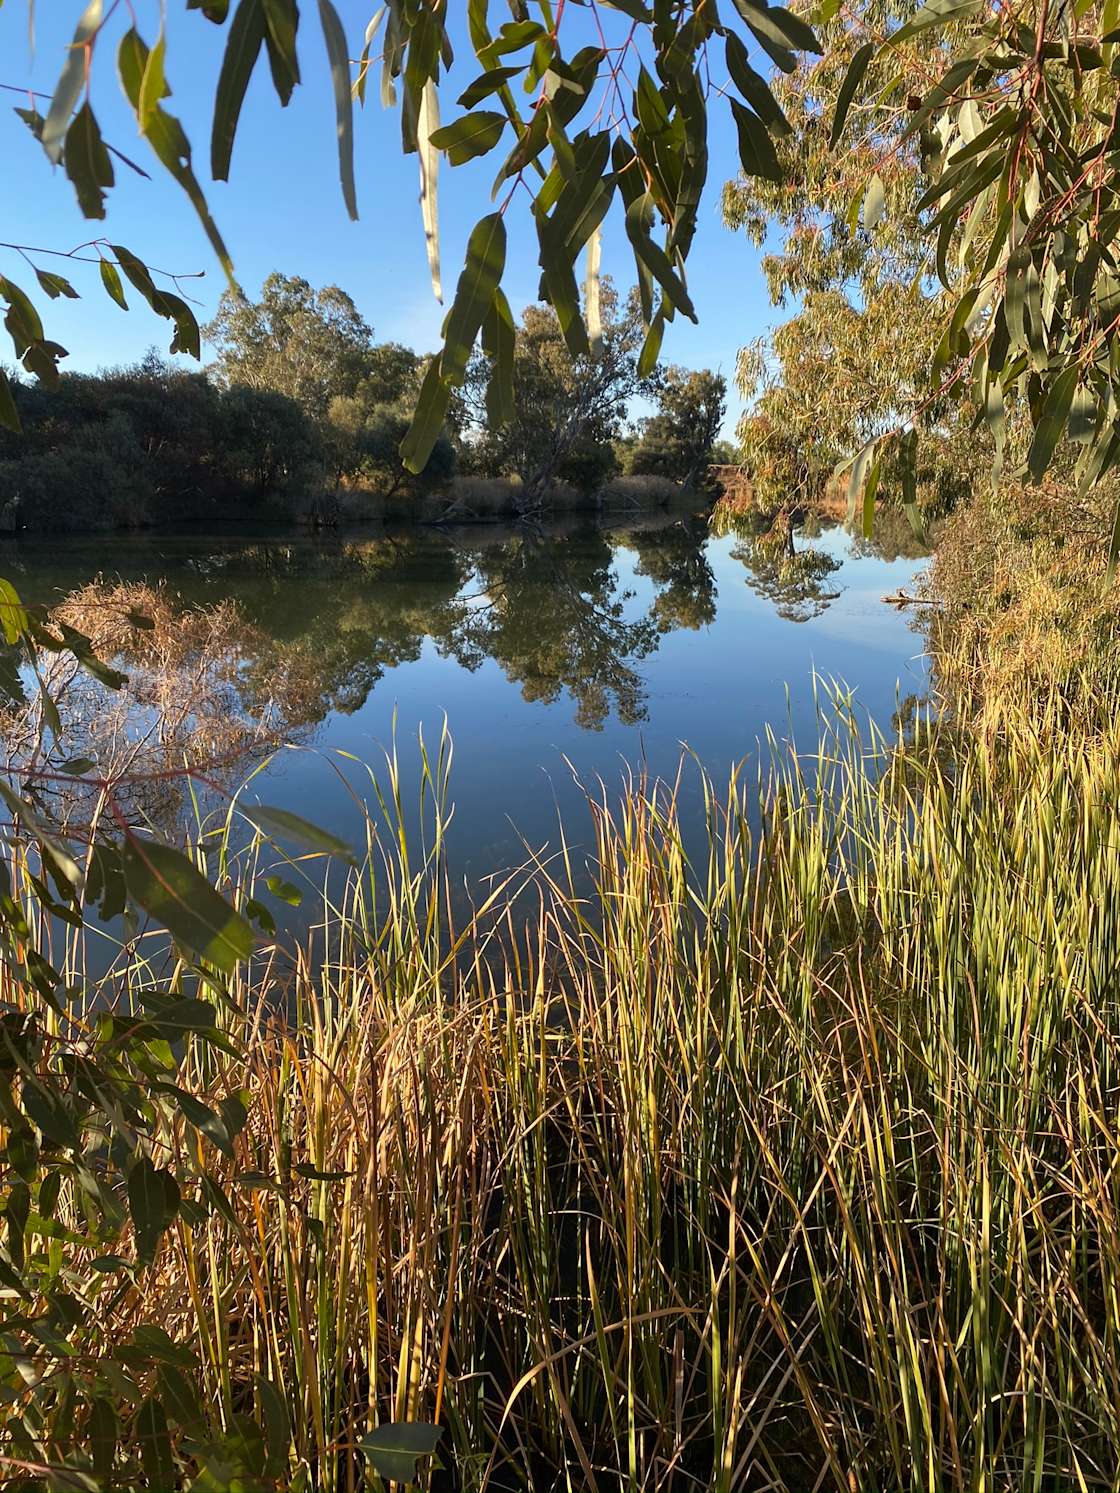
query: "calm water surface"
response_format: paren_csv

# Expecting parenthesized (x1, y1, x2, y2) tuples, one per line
(5, 507, 930, 887)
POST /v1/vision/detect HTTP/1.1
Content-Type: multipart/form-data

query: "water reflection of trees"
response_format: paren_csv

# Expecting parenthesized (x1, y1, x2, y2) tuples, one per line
(227, 535, 472, 720)
(1, 510, 934, 846)
(717, 511, 842, 623)
(185, 528, 660, 731)
(711, 504, 931, 622)
(844, 505, 935, 564)
(209, 523, 719, 730)
(451, 529, 658, 729)
(619, 514, 718, 633)
(5, 508, 926, 794)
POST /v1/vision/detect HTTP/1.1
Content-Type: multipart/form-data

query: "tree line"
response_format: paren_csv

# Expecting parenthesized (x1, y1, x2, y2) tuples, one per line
(1, 272, 727, 534)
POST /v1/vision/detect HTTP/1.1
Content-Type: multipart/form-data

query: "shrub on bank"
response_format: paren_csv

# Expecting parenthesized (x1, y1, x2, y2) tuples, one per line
(599, 472, 682, 507)
(437, 471, 686, 519)
(927, 478, 1120, 730)
(0, 361, 326, 531)
(0, 410, 149, 530)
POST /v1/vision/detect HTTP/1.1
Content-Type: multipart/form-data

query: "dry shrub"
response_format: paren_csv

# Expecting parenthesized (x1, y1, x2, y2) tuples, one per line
(927, 480, 1120, 730)
(599, 473, 681, 506)
(446, 474, 525, 515)
(3, 580, 301, 830)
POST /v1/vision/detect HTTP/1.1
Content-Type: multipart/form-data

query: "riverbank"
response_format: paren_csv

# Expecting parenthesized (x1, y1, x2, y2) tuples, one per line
(922, 479, 1120, 734)
(360, 471, 692, 525)
(0, 362, 710, 535)
(0, 468, 700, 536)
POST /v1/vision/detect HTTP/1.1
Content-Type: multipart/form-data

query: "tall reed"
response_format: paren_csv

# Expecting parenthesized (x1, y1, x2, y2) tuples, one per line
(11, 696, 1120, 1491)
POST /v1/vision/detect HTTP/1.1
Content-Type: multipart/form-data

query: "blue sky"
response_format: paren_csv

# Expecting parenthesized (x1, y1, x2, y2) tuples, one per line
(3, 3, 781, 435)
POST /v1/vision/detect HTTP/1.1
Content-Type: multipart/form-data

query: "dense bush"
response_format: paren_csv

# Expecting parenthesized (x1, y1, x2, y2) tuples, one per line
(926, 478, 1120, 731)
(555, 439, 617, 495)
(629, 367, 727, 487)
(0, 359, 325, 532)
(327, 398, 455, 498)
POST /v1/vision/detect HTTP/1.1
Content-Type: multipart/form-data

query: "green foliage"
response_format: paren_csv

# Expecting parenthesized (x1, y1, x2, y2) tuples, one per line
(326, 355, 456, 500)
(360, 1423, 444, 1484)
(906, 2, 1120, 499)
(555, 439, 617, 495)
(8, 0, 1120, 516)
(0, 576, 288, 1486)
(204, 273, 379, 418)
(337, 402, 456, 497)
(461, 282, 652, 502)
(0, 360, 324, 531)
(206, 273, 458, 499)
(732, 291, 985, 516)
(629, 366, 727, 487)
(722, 0, 981, 514)
(218, 382, 325, 498)
(746, 0, 1120, 526)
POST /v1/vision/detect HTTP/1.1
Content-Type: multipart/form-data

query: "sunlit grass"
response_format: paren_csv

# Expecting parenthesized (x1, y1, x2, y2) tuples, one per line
(11, 693, 1120, 1490)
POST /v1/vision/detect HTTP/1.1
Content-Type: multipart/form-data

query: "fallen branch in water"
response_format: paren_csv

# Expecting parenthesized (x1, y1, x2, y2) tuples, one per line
(882, 590, 941, 608)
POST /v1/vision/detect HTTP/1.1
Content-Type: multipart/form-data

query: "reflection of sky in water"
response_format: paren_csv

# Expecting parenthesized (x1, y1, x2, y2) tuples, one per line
(6, 514, 930, 900)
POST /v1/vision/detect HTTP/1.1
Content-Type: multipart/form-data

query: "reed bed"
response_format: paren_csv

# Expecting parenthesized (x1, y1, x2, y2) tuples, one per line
(12, 697, 1120, 1491)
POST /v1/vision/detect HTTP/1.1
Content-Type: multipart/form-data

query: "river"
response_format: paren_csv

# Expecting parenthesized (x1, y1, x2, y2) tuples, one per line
(2, 504, 930, 894)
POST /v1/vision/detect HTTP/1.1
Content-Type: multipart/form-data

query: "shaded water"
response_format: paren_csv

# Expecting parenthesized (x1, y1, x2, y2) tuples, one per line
(3, 505, 930, 887)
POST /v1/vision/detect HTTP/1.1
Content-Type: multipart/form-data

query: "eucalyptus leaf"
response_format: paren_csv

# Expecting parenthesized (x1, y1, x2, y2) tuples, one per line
(211, 0, 267, 181)
(419, 80, 442, 300)
(64, 103, 114, 220)
(862, 173, 886, 230)
(440, 212, 508, 384)
(239, 802, 357, 863)
(360, 1422, 443, 1484)
(128, 1159, 181, 1264)
(730, 101, 782, 183)
(400, 358, 453, 475)
(431, 110, 507, 165)
(319, 0, 358, 219)
(137, 1395, 175, 1489)
(123, 836, 253, 972)
(830, 42, 875, 148)
(41, 0, 104, 165)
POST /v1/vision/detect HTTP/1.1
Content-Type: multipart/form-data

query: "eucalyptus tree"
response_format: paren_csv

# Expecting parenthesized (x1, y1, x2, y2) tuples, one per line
(460, 283, 652, 501)
(630, 366, 728, 486)
(721, 0, 987, 515)
(816, 0, 1120, 525)
(204, 274, 377, 417)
